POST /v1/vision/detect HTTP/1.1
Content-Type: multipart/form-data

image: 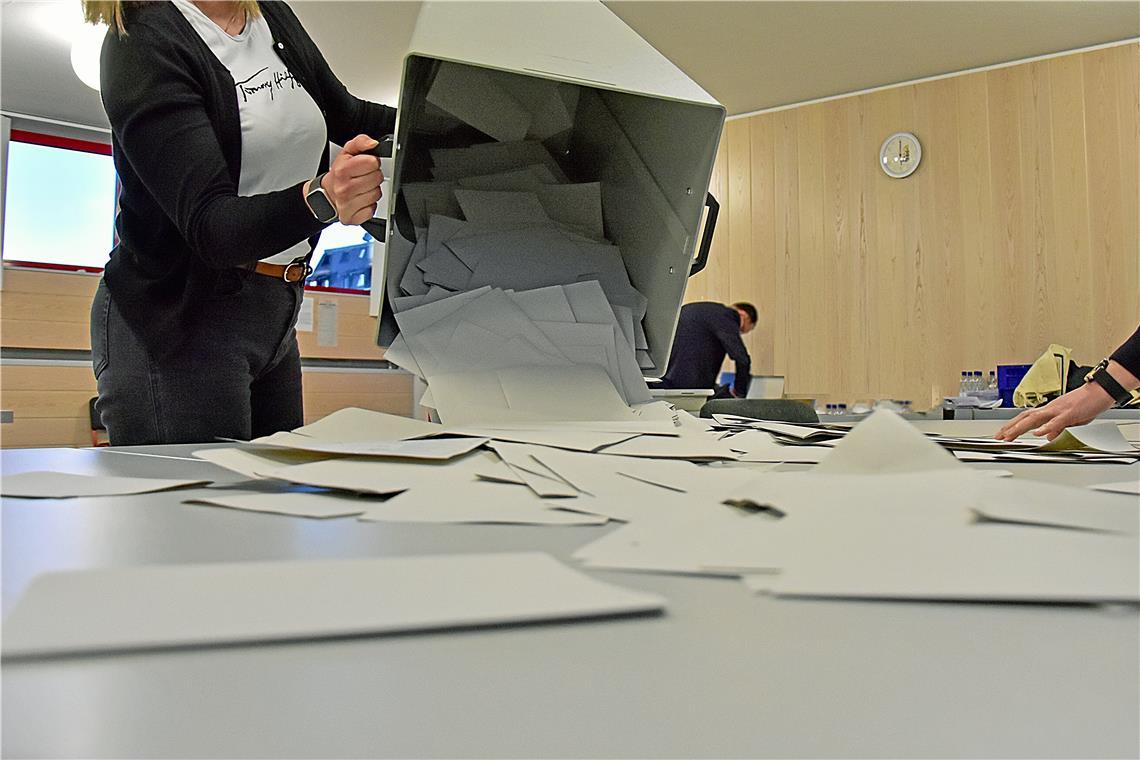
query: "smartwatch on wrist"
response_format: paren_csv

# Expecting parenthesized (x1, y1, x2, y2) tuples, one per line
(1084, 359, 1135, 406)
(305, 172, 337, 223)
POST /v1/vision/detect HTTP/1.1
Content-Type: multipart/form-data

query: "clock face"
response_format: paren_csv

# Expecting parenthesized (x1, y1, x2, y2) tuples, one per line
(879, 132, 922, 178)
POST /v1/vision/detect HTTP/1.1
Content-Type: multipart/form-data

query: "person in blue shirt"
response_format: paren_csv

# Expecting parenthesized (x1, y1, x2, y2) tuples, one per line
(659, 302, 756, 398)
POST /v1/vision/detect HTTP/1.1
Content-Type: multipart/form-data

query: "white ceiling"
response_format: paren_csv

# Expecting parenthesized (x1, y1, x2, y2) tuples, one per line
(604, 0, 1140, 116)
(2, 0, 1137, 135)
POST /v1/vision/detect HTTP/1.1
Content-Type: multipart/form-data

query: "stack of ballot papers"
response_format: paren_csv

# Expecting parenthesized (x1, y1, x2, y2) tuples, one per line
(388, 79, 655, 378)
(576, 410, 1139, 602)
(389, 137, 649, 353)
(181, 406, 749, 525)
(380, 62, 678, 418)
(710, 415, 1140, 464)
(385, 282, 652, 424)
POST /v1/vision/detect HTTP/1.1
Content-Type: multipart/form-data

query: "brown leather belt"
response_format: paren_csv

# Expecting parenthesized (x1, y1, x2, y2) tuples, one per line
(253, 260, 312, 283)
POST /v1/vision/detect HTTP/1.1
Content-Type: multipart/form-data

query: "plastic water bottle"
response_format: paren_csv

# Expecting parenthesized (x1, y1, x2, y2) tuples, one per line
(825, 403, 836, 416)
(959, 372, 969, 395)
(987, 371, 997, 391)
(837, 403, 848, 417)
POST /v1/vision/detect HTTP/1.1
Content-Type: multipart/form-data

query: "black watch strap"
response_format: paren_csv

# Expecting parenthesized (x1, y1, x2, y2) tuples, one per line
(305, 172, 337, 224)
(1086, 359, 1134, 406)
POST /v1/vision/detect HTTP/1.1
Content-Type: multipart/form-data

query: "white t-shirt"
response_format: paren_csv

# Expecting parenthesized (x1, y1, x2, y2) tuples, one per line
(172, 0, 327, 264)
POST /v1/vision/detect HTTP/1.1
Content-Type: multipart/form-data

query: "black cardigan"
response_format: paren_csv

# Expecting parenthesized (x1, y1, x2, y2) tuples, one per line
(100, 0, 395, 356)
(1110, 326, 1140, 380)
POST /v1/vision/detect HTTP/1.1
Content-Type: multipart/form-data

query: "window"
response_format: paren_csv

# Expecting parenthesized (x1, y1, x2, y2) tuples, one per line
(2, 129, 376, 294)
(2, 131, 116, 271)
(305, 222, 373, 294)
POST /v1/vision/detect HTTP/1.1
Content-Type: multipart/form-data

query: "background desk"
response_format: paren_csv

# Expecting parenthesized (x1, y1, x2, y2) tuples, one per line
(3, 423, 1138, 758)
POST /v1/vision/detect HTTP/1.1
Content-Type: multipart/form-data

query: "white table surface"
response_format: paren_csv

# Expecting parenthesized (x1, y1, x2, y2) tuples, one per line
(3, 422, 1138, 759)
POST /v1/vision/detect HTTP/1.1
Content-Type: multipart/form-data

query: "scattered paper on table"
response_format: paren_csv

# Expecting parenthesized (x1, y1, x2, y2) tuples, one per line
(814, 410, 964, 474)
(192, 447, 333, 480)
(185, 490, 372, 519)
(250, 431, 486, 461)
(1, 552, 663, 658)
(358, 478, 606, 525)
(1089, 480, 1140, 496)
(289, 407, 442, 443)
(1, 471, 209, 499)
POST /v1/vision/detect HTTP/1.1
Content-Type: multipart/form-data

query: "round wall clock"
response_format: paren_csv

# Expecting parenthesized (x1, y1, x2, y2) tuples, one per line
(879, 132, 922, 178)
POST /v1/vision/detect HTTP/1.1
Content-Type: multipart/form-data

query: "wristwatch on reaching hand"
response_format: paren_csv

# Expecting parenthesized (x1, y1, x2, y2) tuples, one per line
(305, 172, 337, 223)
(1084, 358, 1135, 406)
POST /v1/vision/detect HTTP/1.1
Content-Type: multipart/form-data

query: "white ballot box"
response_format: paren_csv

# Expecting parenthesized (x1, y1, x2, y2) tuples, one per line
(376, 1, 726, 377)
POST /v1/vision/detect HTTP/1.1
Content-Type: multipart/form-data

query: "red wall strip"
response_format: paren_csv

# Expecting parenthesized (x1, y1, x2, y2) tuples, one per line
(10, 129, 112, 156)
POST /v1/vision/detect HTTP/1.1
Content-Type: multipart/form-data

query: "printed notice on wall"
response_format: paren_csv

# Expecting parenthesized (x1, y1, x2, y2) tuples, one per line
(296, 296, 315, 332)
(317, 300, 338, 347)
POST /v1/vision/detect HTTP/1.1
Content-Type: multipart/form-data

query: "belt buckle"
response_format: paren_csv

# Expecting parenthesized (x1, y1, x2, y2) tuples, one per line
(282, 261, 311, 283)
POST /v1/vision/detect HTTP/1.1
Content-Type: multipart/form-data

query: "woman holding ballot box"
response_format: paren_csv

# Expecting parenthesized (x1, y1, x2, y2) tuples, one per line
(997, 326, 1140, 441)
(84, 0, 394, 445)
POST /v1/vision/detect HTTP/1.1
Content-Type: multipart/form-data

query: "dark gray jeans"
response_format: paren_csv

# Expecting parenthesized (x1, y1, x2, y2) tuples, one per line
(90, 271, 304, 445)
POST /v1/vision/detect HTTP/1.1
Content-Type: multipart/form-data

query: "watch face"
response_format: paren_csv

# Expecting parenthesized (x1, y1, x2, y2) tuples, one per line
(307, 188, 337, 223)
(880, 132, 922, 178)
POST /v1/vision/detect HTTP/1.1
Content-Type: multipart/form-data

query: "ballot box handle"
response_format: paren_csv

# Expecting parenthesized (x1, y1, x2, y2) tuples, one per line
(690, 192, 719, 278)
(359, 135, 395, 242)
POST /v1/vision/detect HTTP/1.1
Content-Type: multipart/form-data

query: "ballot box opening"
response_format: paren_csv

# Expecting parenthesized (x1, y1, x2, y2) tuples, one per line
(377, 56, 725, 377)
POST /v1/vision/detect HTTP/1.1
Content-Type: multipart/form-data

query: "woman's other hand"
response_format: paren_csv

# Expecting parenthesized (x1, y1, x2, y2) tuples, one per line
(994, 383, 1115, 441)
(322, 134, 384, 225)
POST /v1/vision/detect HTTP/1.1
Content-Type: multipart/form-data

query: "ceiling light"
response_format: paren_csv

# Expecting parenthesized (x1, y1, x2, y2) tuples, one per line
(70, 23, 107, 91)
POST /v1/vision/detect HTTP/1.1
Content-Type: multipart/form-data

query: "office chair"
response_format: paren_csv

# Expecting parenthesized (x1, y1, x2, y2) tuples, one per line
(699, 398, 819, 424)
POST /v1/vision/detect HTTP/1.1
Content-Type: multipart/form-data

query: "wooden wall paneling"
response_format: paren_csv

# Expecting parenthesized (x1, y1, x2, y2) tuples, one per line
(771, 109, 801, 390)
(0, 268, 385, 360)
(709, 136, 733, 308)
(0, 365, 96, 391)
(681, 44, 1136, 408)
(0, 364, 414, 448)
(897, 86, 927, 404)
(0, 389, 96, 419)
(954, 71, 997, 370)
(821, 100, 851, 398)
(0, 364, 97, 448)
(1018, 59, 1058, 357)
(725, 119, 754, 376)
(986, 66, 1028, 363)
(1082, 47, 1128, 357)
(299, 370, 412, 394)
(684, 148, 722, 304)
(0, 321, 92, 351)
(0, 270, 98, 350)
(1046, 54, 1095, 355)
(865, 88, 905, 400)
(302, 393, 412, 420)
(849, 96, 879, 397)
(749, 117, 778, 374)
(1112, 43, 1140, 337)
(1, 418, 93, 448)
(794, 106, 826, 391)
(0, 291, 97, 322)
(1, 269, 100, 297)
(300, 369, 413, 420)
(916, 77, 963, 402)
